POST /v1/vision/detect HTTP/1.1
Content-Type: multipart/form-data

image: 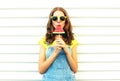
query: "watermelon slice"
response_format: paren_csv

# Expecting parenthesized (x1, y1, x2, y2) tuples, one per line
(53, 25, 65, 34)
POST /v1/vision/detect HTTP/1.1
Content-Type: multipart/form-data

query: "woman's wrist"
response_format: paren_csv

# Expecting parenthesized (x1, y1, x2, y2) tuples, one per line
(63, 45, 70, 55)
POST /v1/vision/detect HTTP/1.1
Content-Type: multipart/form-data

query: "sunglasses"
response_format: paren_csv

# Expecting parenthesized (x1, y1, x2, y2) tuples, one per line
(51, 16, 66, 21)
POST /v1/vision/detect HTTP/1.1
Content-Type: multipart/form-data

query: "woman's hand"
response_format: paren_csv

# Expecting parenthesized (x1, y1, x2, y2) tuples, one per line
(54, 37, 63, 55)
(55, 37, 66, 48)
(55, 37, 70, 55)
(54, 46, 62, 55)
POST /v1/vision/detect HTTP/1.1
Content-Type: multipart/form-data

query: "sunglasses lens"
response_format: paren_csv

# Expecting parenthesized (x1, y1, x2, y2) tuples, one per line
(60, 16, 66, 21)
(51, 16, 66, 21)
(52, 16, 57, 21)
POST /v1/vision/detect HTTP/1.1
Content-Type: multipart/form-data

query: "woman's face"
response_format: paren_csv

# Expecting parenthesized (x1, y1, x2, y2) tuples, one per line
(52, 10, 66, 29)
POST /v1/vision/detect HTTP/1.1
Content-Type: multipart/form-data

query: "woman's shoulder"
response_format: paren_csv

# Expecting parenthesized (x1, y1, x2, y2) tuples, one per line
(38, 37, 46, 43)
(70, 39, 78, 48)
(38, 37, 48, 48)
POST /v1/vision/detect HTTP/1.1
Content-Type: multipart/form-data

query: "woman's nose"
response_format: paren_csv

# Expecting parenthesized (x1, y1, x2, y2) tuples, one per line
(57, 18, 61, 22)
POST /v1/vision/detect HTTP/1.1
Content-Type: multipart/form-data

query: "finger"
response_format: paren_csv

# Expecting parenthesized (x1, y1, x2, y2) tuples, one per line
(55, 39, 61, 42)
(57, 47, 61, 49)
(56, 45, 62, 47)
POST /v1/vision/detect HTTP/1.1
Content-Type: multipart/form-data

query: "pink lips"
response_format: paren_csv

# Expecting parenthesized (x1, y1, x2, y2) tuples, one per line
(56, 25, 61, 27)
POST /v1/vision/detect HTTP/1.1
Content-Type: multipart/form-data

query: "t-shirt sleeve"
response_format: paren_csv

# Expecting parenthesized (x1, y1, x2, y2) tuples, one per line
(70, 39, 78, 48)
(38, 37, 47, 48)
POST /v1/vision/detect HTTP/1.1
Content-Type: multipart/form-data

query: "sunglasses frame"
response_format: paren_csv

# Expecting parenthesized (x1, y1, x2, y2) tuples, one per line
(50, 16, 66, 21)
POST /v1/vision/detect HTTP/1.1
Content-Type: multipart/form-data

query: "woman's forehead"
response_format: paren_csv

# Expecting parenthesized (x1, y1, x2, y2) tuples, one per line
(53, 11, 65, 16)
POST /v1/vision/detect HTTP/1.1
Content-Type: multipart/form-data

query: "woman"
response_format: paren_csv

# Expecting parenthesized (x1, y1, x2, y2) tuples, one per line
(38, 7, 78, 81)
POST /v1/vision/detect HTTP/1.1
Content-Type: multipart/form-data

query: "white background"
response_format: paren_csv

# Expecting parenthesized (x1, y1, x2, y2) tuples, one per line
(0, 0, 120, 81)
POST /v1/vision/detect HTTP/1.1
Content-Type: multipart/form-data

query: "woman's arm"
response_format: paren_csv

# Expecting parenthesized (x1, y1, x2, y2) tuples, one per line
(38, 44, 61, 74)
(56, 37, 78, 73)
(63, 45, 78, 73)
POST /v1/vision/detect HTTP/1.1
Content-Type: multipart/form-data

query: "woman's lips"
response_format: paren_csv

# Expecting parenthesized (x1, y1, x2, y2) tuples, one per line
(57, 25, 61, 26)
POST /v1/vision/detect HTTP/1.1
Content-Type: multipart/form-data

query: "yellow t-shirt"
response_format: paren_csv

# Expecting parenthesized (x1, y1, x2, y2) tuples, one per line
(38, 37, 78, 49)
